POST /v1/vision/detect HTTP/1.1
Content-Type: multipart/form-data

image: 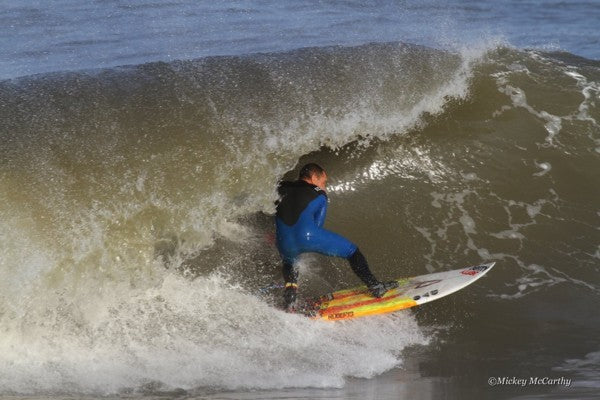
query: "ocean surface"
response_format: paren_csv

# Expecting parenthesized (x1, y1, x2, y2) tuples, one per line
(1, 1, 599, 399)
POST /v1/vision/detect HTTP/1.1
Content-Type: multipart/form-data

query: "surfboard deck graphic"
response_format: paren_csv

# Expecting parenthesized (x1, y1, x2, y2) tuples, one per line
(297, 262, 495, 321)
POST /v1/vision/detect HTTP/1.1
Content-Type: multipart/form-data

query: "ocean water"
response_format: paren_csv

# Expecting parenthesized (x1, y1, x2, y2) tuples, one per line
(0, 1, 599, 399)
(2, 0, 599, 80)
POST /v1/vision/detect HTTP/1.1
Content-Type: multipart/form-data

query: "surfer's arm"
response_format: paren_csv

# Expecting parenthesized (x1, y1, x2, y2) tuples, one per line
(314, 194, 327, 228)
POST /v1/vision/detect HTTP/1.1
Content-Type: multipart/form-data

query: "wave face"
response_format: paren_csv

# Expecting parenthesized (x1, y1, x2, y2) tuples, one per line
(0, 42, 599, 395)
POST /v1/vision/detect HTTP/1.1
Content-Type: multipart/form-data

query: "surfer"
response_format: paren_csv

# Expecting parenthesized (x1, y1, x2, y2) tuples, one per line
(275, 163, 396, 310)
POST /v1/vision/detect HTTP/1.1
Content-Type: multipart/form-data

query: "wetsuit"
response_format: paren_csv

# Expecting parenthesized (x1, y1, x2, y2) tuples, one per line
(275, 180, 380, 298)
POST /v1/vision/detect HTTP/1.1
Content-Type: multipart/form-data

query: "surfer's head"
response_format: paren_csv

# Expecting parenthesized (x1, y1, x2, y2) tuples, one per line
(299, 163, 327, 189)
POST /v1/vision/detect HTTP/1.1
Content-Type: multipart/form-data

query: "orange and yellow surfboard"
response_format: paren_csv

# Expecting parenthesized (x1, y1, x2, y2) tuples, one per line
(300, 262, 495, 321)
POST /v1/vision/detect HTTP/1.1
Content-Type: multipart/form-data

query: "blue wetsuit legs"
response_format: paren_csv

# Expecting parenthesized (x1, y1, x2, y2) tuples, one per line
(281, 246, 379, 288)
(301, 228, 357, 259)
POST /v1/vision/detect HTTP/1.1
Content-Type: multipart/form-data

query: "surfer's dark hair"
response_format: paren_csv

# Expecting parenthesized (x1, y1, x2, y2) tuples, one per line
(299, 163, 325, 179)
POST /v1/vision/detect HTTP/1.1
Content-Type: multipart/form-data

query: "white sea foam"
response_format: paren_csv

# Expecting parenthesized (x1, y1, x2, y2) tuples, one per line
(496, 83, 562, 146)
(0, 270, 427, 395)
(329, 145, 449, 194)
(555, 350, 600, 388)
(564, 69, 599, 125)
(563, 67, 600, 153)
(533, 160, 552, 177)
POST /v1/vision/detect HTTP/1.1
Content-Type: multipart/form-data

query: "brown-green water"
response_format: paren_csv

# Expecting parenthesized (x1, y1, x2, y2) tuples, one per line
(0, 41, 598, 399)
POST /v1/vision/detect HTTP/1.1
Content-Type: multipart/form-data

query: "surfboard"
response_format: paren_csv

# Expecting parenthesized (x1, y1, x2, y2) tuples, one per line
(298, 262, 495, 321)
